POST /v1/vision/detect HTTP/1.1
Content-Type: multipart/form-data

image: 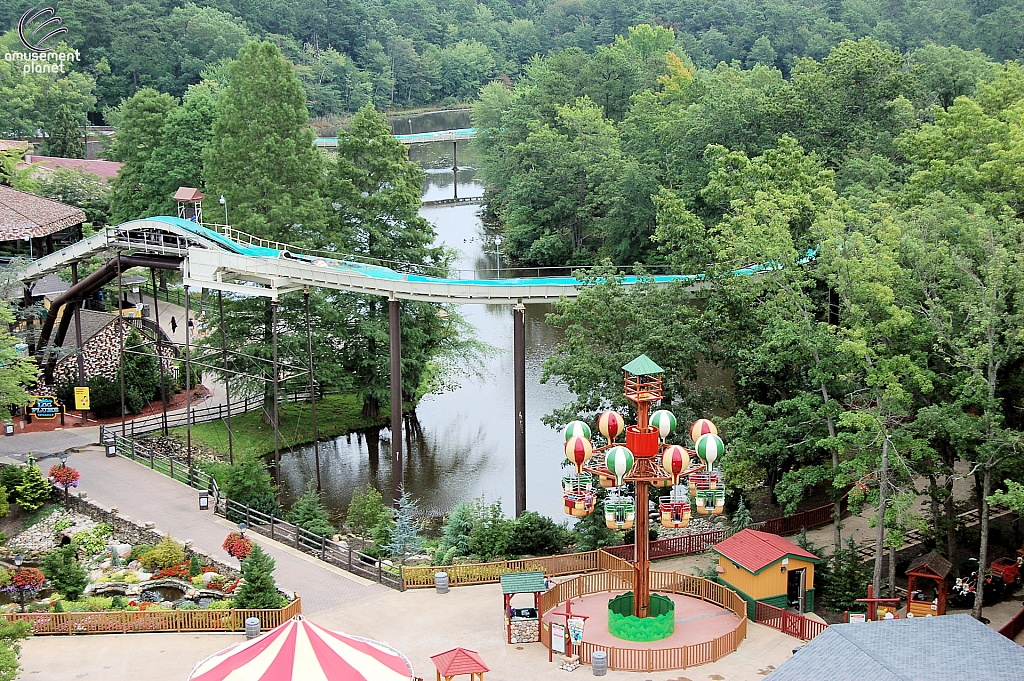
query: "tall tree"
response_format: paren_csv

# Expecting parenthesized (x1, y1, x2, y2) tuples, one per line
(108, 88, 177, 224)
(45, 105, 85, 159)
(203, 41, 327, 243)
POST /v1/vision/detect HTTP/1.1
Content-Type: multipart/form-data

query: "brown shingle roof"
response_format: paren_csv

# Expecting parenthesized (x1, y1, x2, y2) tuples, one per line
(906, 551, 952, 579)
(0, 185, 85, 240)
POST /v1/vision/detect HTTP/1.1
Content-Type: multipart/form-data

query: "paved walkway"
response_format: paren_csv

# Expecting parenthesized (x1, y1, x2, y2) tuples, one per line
(26, 440, 384, 614)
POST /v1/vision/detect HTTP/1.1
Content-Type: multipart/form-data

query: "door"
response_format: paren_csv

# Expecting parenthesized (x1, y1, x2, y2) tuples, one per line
(787, 568, 806, 613)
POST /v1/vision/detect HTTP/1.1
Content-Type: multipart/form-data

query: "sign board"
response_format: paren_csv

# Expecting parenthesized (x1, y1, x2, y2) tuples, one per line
(567, 617, 585, 644)
(551, 623, 566, 655)
(848, 612, 866, 624)
(27, 396, 63, 420)
(73, 387, 90, 411)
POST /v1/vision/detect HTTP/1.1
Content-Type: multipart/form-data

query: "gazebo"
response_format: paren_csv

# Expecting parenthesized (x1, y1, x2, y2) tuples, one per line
(0, 184, 85, 258)
(188, 615, 414, 680)
(430, 647, 489, 681)
(905, 551, 951, 617)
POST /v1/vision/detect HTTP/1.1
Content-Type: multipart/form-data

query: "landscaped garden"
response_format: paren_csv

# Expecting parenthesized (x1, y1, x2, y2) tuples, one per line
(0, 460, 294, 618)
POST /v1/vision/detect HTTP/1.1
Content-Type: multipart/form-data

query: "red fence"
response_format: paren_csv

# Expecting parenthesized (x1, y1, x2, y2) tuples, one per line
(755, 601, 828, 641)
(998, 606, 1024, 642)
(604, 529, 727, 561)
(754, 495, 849, 536)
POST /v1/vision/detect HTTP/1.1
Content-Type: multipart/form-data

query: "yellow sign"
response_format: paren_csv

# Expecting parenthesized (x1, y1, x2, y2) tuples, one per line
(74, 387, 90, 410)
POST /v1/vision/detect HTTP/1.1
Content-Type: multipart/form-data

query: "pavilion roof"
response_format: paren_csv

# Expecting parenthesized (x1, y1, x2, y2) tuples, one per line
(906, 551, 951, 579)
(622, 354, 663, 375)
(499, 571, 546, 594)
(0, 185, 85, 240)
(431, 648, 489, 676)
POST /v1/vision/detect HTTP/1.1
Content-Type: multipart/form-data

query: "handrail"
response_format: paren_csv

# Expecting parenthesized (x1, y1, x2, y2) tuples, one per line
(216, 497, 402, 590)
(755, 601, 828, 640)
(101, 428, 220, 502)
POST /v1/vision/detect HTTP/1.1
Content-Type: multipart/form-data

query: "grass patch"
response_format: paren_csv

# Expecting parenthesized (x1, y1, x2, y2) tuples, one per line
(171, 393, 382, 461)
(21, 503, 60, 530)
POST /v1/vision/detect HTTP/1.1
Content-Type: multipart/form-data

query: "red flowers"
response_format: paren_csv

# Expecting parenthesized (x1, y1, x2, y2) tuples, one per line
(153, 563, 191, 580)
(222, 532, 253, 561)
(11, 567, 45, 592)
(49, 465, 80, 488)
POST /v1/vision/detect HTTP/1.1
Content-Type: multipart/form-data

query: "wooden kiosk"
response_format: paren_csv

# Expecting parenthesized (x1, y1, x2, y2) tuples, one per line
(500, 571, 545, 643)
(906, 551, 951, 617)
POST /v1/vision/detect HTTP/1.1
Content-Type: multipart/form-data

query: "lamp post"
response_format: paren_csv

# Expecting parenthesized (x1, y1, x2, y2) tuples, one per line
(58, 452, 69, 509)
(219, 195, 228, 228)
(13, 554, 24, 613)
(236, 522, 248, 569)
(494, 236, 502, 278)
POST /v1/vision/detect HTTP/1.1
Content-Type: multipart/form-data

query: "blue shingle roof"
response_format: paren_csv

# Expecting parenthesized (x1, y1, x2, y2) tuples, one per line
(770, 615, 1024, 681)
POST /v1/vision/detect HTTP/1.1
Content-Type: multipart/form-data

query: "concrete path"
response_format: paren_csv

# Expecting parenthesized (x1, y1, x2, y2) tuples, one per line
(20, 583, 798, 681)
(49, 444, 385, 614)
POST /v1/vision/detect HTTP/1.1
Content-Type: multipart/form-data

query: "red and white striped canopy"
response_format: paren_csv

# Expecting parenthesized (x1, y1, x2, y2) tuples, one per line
(188, 616, 414, 681)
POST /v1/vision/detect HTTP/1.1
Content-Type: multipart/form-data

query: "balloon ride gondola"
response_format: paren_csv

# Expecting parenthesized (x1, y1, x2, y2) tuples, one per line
(556, 354, 727, 642)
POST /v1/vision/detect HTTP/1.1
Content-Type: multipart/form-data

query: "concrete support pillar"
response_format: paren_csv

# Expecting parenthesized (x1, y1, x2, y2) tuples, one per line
(513, 303, 526, 516)
(389, 296, 403, 507)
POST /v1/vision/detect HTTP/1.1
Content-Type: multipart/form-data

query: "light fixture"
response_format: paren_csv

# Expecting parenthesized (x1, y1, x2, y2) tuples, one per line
(59, 452, 68, 465)
(237, 522, 247, 536)
(199, 490, 209, 510)
(106, 443, 116, 457)
(13, 555, 23, 567)
(781, 566, 787, 573)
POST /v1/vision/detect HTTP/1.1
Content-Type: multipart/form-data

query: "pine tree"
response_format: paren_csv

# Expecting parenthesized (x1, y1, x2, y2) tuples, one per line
(223, 455, 280, 519)
(233, 545, 280, 609)
(188, 554, 202, 578)
(15, 456, 52, 513)
(142, 83, 217, 216)
(109, 88, 177, 223)
(203, 41, 326, 242)
(287, 483, 335, 538)
(346, 484, 387, 537)
(384, 488, 423, 563)
(41, 545, 88, 601)
(45, 105, 84, 159)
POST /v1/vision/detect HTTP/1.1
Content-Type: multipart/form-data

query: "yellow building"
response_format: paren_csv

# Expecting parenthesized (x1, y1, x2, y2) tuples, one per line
(713, 528, 820, 619)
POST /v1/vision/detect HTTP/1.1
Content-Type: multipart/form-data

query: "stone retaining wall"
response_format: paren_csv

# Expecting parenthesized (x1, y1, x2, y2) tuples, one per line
(66, 492, 239, 578)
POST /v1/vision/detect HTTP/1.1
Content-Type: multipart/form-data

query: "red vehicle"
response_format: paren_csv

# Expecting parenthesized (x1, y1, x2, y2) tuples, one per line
(989, 557, 1021, 586)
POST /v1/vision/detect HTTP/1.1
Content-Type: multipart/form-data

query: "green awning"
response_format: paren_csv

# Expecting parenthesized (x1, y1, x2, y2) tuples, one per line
(500, 571, 546, 594)
(622, 354, 664, 376)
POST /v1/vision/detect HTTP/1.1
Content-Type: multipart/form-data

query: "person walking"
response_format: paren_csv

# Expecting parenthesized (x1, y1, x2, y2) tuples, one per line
(188, 317, 195, 338)
(170, 316, 178, 334)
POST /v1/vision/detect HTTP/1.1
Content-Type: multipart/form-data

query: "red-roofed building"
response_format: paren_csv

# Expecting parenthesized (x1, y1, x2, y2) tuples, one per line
(431, 647, 489, 681)
(22, 155, 123, 182)
(713, 528, 821, 618)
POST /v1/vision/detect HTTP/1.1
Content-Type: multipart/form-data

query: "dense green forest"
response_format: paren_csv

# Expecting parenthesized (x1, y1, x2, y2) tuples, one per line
(3, 0, 1024, 128)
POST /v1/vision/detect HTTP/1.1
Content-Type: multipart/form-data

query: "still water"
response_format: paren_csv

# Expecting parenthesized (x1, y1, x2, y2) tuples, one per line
(280, 113, 575, 520)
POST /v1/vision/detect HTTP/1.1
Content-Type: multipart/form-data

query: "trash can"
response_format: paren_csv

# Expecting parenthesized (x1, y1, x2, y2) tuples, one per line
(435, 572, 449, 594)
(244, 617, 261, 640)
(592, 650, 607, 676)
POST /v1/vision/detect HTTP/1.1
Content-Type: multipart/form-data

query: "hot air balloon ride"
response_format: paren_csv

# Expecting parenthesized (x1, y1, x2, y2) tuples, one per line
(689, 418, 718, 444)
(563, 420, 592, 441)
(597, 410, 625, 442)
(565, 435, 594, 474)
(660, 487, 691, 529)
(650, 409, 677, 440)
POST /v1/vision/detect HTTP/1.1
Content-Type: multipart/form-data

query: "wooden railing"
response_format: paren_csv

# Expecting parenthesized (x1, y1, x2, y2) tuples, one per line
(218, 498, 402, 590)
(755, 601, 828, 640)
(542, 570, 749, 672)
(604, 529, 726, 561)
(402, 550, 610, 589)
(1, 597, 301, 635)
(998, 605, 1024, 641)
(752, 495, 850, 536)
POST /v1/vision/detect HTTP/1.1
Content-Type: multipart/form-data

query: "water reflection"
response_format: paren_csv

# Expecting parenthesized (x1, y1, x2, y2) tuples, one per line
(281, 165, 575, 520)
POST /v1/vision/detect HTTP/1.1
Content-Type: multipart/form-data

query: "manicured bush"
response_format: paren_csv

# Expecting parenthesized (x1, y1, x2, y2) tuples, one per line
(128, 544, 154, 562)
(287, 483, 335, 538)
(0, 466, 23, 502)
(233, 545, 282, 609)
(507, 511, 570, 557)
(41, 545, 88, 601)
(346, 484, 386, 537)
(188, 554, 202, 578)
(139, 537, 186, 571)
(15, 457, 52, 513)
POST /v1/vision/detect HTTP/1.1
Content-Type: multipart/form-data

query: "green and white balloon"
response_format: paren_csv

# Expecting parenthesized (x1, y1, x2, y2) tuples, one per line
(563, 420, 592, 442)
(695, 433, 725, 470)
(605, 446, 635, 486)
(650, 410, 677, 439)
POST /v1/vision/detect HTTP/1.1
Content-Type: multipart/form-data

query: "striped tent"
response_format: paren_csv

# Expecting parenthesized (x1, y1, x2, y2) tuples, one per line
(188, 616, 414, 681)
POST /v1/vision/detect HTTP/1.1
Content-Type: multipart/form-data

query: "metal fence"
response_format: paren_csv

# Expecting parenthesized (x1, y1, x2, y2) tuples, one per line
(102, 429, 219, 498)
(113, 390, 312, 437)
(216, 497, 402, 591)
